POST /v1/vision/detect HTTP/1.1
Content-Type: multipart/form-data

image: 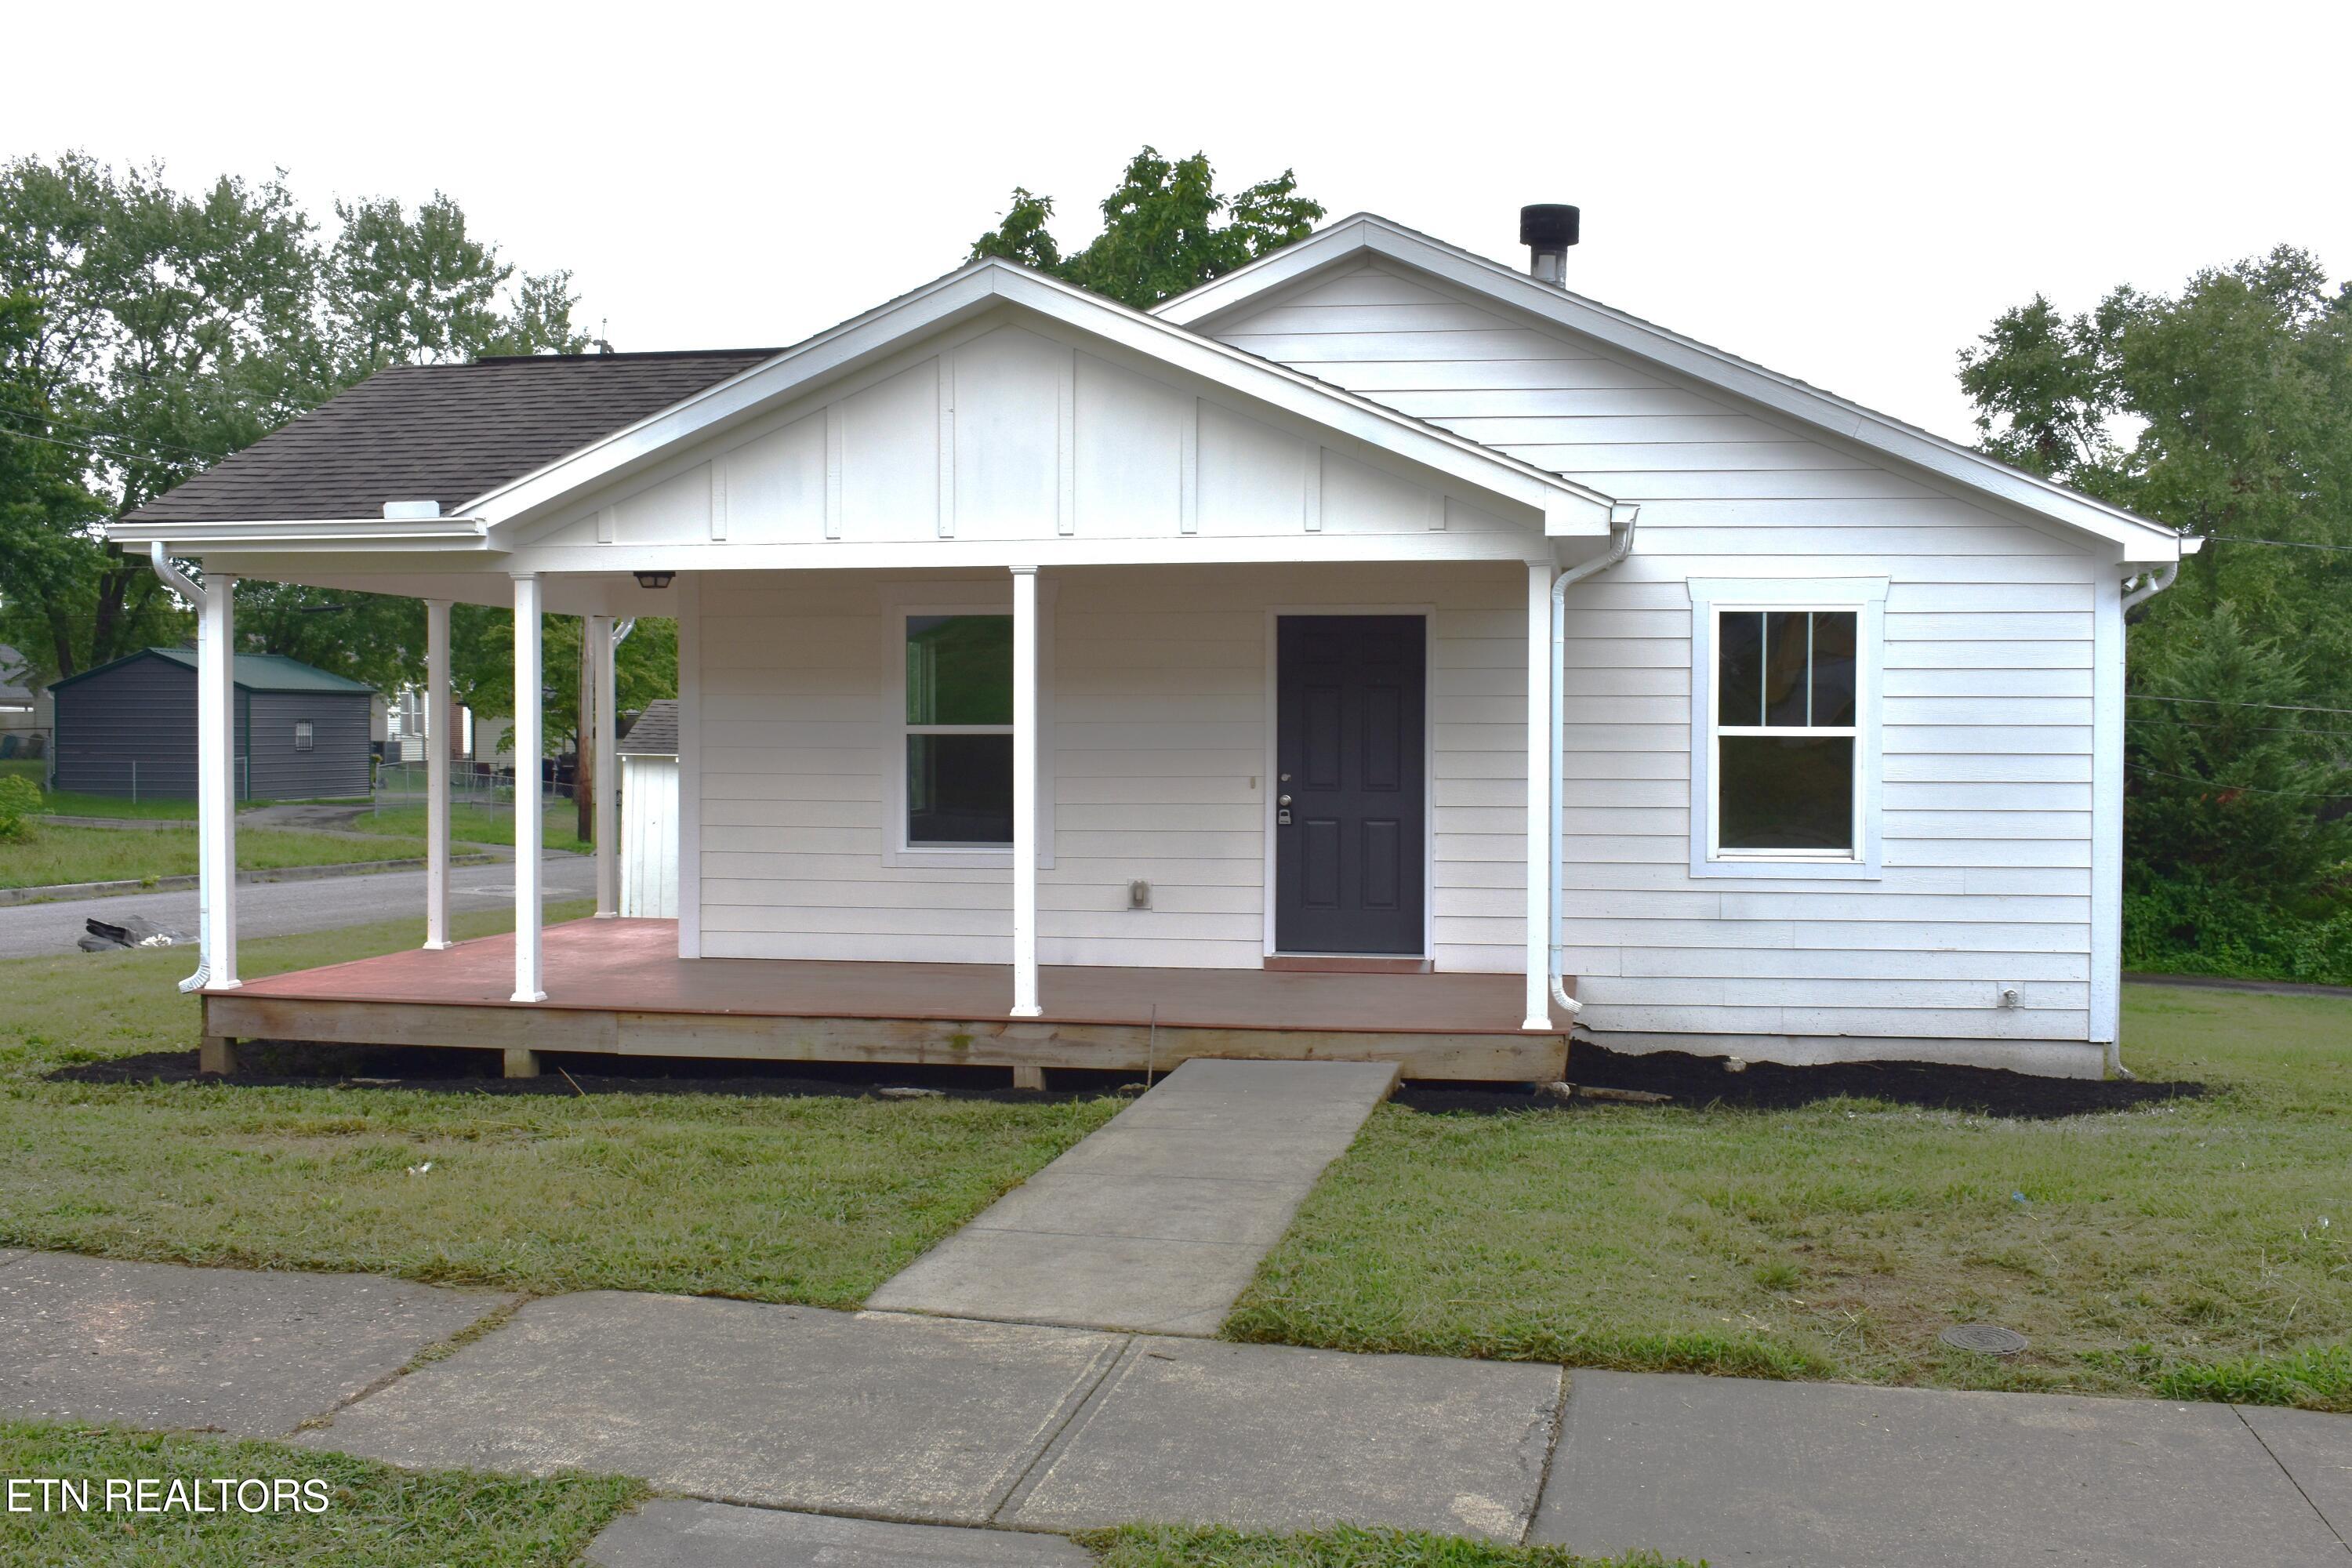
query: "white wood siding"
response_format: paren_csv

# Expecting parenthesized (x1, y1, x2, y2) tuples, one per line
(527, 317, 1528, 554)
(1212, 260, 2098, 1044)
(695, 563, 1528, 971)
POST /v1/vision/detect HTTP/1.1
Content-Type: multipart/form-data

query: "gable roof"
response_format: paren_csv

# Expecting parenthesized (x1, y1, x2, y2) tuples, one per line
(53, 648, 376, 695)
(618, 698, 679, 757)
(1156, 213, 2195, 561)
(462, 256, 1620, 543)
(121, 350, 780, 527)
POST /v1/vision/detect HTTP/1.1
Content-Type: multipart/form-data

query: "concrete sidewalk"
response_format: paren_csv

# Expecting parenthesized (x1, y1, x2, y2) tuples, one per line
(868, 1058, 1402, 1334)
(0, 1249, 2345, 1564)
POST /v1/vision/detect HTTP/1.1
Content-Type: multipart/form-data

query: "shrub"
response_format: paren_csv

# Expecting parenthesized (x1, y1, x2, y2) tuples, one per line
(0, 775, 40, 840)
(2125, 877, 2352, 986)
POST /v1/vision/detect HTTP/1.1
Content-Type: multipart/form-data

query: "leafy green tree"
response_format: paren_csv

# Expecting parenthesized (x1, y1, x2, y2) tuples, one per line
(1959, 246, 2352, 942)
(971, 147, 1323, 309)
(0, 154, 590, 691)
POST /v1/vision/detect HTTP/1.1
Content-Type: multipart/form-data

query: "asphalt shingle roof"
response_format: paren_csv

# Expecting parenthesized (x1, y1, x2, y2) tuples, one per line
(123, 350, 781, 524)
(617, 699, 679, 757)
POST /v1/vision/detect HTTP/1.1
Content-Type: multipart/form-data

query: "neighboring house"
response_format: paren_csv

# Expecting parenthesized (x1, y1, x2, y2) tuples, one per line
(383, 683, 477, 764)
(112, 209, 2195, 1083)
(51, 648, 375, 800)
(0, 644, 52, 765)
(618, 699, 680, 918)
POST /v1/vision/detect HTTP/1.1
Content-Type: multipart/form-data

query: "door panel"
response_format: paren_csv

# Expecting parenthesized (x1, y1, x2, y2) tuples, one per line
(1276, 615, 1427, 953)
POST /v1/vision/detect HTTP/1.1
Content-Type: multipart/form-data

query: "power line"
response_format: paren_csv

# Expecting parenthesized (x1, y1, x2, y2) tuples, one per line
(2147, 717, 2352, 739)
(2129, 763, 2350, 800)
(2205, 533, 2352, 554)
(0, 405, 221, 463)
(0, 424, 158, 468)
(2128, 693, 2352, 718)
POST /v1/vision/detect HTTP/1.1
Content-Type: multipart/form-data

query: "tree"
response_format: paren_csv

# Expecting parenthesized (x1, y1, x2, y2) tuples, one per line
(970, 148, 1323, 309)
(1958, 246, 2352, 928)
(0, 154, 590, 689)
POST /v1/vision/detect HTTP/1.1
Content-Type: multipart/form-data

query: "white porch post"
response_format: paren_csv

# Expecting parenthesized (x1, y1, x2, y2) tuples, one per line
(591, 613, 619, 918)
(201, 571, 239, 989)
(1009, 565, 1042, 1018)
(1523, 561, 1553, 1031)
(423, 598, 453, 949)
(510, 572, 546, 1003)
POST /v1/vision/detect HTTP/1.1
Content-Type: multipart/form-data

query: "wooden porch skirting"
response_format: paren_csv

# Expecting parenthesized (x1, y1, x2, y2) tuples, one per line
(204, 919, 1567, 1082)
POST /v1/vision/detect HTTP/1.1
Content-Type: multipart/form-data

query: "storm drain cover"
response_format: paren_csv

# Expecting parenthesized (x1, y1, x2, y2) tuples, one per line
(1940, 1323, 2029, 1356)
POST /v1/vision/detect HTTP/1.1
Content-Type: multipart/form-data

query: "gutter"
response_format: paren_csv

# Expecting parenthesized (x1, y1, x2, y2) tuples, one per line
(144, 543, 213, 993)
(2105, 557, 2184, 1080)
(1547, 503, 1642, 1020)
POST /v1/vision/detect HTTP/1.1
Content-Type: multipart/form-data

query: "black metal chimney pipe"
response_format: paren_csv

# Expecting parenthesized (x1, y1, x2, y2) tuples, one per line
(1520, 204, 1581, 285)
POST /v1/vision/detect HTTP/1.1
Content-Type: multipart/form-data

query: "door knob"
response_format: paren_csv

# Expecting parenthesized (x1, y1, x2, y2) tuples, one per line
(1279, 794, 1293, 806)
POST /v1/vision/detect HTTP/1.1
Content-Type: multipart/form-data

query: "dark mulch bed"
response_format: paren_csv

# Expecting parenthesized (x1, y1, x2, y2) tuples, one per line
(1396, 1038, 2204, 1120)
(49, 1041, 1143, 1105)
(55, 1038, 2203, 1120)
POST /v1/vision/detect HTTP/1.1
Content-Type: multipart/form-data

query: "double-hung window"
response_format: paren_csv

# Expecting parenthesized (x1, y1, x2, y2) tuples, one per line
(902, 614, 1014, 847)
(1687, 578, 1885, 878)
(1714, 609, 1857, 854)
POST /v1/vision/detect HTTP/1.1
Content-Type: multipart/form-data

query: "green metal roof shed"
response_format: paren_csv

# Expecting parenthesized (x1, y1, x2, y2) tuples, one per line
(51, 648, 376, 800)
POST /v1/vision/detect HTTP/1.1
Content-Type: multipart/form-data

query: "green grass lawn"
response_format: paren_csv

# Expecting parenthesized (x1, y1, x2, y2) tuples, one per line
(358, 798, 593, 854)
(0, 1421, 642, 1566)
(0, 824, 431, 891)
(1225, 985, 2352, 1412)
(0, 902, 1120, 1305)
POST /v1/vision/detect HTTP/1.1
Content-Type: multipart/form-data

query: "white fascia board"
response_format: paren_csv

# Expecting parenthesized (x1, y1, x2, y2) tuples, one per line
(106, 517, 494, 551)
(1158, 216, 2190, 559)
(466, 258, 1615, 540)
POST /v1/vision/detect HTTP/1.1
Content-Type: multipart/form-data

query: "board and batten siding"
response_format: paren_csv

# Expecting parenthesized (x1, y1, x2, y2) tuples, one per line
(694, 562, 1530, 971)
(1209, 259, 2100, 1053)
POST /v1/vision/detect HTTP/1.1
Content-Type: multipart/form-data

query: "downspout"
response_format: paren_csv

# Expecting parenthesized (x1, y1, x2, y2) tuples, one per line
(1548, 503, 1641, 1019)
(2120, 561, 2177, 612)
(2103, 557, 2182, 1078)
(147, 543, 211, 993)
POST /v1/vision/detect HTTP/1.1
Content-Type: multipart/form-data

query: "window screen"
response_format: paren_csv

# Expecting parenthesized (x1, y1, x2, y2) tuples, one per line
(293, 720, 314, 753)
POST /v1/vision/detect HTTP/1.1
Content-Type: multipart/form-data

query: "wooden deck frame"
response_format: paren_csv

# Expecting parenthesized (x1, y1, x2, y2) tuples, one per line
(198, 918, 1566, 1083)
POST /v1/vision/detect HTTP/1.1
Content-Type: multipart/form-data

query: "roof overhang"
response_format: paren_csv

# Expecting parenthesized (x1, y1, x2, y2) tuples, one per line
(1156, 215, 2197, 562)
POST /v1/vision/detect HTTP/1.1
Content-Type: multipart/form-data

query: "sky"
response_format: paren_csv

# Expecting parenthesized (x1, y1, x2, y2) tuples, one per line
(9, 0, 2347, 445)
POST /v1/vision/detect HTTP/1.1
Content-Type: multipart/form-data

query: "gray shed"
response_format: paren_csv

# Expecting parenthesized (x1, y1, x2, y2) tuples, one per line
(51, 648, 376, 800)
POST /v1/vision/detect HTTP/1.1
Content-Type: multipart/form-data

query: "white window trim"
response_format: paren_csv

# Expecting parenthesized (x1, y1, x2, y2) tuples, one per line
(1686, 576, 1886, 881)
(880, 581, 1055, 870)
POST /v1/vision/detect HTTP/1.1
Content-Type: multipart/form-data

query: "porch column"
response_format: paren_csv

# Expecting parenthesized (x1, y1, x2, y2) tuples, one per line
(1009, 564, 1042, 1018)
(423, 598, 453, 949)
(511, 572, 546, 1003)
(1523, 561, 1553, 1031)
(201, 570, 240, 989)
(591, 613, 619, 917)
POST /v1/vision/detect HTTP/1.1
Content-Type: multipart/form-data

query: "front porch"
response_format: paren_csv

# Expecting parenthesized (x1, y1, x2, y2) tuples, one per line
(203, 917, 1570, 1083)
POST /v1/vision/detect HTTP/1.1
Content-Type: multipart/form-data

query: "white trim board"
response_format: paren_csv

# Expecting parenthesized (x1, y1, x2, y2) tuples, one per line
(1685, 576, 1888, 882)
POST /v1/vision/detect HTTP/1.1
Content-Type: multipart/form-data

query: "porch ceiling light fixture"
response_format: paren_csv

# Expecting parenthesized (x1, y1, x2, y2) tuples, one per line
(633, 571, 676, 590)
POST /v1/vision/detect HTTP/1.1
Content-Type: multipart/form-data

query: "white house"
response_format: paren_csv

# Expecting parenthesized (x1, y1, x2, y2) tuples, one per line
(109, 208, 2194, 1084)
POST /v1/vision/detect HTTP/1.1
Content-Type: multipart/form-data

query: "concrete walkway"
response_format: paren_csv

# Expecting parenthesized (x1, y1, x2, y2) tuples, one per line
(2, 1249, 2346, 1564)
(868, 1058, 1402, 1334)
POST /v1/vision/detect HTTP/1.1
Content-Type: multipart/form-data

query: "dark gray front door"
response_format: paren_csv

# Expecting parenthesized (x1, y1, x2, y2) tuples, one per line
(1275, 615, 1426, 955)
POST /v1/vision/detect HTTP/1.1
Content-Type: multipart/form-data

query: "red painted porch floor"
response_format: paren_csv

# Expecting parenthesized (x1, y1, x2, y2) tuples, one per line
(225, 918, 1544, 1036)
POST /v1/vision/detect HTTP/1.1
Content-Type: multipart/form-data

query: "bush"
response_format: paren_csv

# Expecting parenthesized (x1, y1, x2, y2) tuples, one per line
(0, 775, 40, 840)
(2124, 877, 2352, 986)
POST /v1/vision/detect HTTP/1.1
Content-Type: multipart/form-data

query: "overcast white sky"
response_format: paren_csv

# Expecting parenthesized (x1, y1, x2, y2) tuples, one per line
(9, 1, 2346, 444)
